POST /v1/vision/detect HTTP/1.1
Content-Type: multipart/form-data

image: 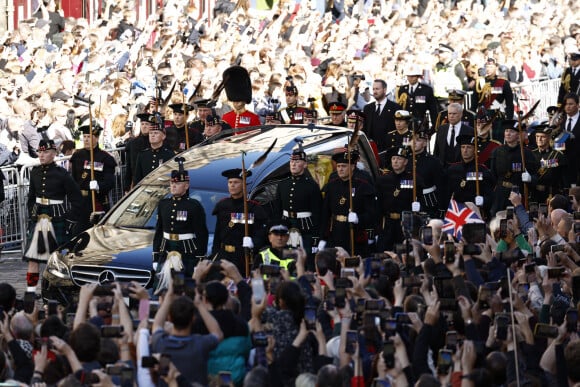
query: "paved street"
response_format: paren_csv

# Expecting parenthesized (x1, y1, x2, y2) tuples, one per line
(0, 250, 29, 298)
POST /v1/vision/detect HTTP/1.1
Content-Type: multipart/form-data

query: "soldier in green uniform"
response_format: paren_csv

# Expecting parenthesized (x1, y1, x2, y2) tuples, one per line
(152, 158, 208, 292)
(211, 169, 268, 275)
(376, 147, 423, 251)
(489, 120, 539, 216)
(273, 148, 322, 270)
(531, 122, 568, 204)
(132, 119, 176, 186)
(318, 149, 376, 256)
(69, 123, 117, 233)
(446, 134, 496, 217)
(24, 139, 82, 292)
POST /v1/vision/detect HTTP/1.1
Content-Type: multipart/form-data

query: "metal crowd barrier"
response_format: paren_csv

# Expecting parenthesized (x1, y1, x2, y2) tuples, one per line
(512, 78, 560, 120)
(0, 146, 129, 255)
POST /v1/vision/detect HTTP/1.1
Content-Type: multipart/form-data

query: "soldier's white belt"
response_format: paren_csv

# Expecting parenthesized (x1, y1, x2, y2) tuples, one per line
(163, 233, 195, 241)
(283, 211, 312, 219)
(422, 186, 436, 194)
(36, 198, 64, 205)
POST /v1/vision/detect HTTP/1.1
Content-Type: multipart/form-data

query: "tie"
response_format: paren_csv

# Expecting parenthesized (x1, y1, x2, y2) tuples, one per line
(568, 118, 573, 132)
(450, 125, 455, 148)
(410, 85, 415, 96)
(354, 87, 359, 105)
(376, 102, 381, 115)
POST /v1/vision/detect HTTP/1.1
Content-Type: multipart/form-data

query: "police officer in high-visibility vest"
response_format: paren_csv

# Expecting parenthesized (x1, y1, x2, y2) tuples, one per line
(254, 221, 297, 276)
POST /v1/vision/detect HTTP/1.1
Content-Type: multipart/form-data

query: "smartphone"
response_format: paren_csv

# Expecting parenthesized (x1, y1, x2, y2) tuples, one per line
(324, 290, 336, 310)
(158, 354, 171, 376)
(120, 368, 134, 385)
(402, 211, 413, 231)
(141, 356, 158, 368)
(462, 223, 486, 244)
(446, 331, 458, 351)
(499, 219, 508, 239)
(534, 323, 558, 339)
(66, 313, 75, 329)
(547, 267, 565, 279)
(529, 202, 538, 219)
(506, 206, 514, 220)
(341, 268, 356, 278)
(574, 211, 580, 221)
(575, 222, 580, 234)
(345, 330, 358, 354)
(437, 349, 453, 374)
(511, 185, 520, 194)
(23, 291, 35, 314)
(365, 299, 385, 311)
(395, 312, 411, 325)
(539, 204, 548, 217)
(382, 340, 395, 368)
(335, 286, 346, 308)
(573, 276, 580, 302)
(217, 371, 233, 386)
(251, 278, 266, 304)
(478, 285, 491, 309)
(402, 275, 422, 287)
(335, 277, 354, 288)
(252, 331, 269, 347)
(444, 241, 455, 263)
(304, 307, 317, 330)
(421, 227, 433, 245)
(495, 314, 509, 340)
(344, 257, 361, 268)
(172, 271, 185, 294)
(94, 284, 115, 296)
(47, 300, 58, 316)
(524, 263, 536, 274)
(106, 364, 125, 376)
(382, 318, 397, 333)
(282, 249, 298, 260)
(101, 325, 124, 338)
(260, 264, 281, 276)
(566, 308, 578, 333)
(395, 243, 406, 255)
(117, 282, 132, 297)
(551, 244, 566, 253)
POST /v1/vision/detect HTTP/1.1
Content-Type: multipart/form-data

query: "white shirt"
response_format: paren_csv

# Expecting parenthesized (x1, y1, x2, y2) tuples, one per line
(447, 123, 460, 146)
(566, 111, 579, 131)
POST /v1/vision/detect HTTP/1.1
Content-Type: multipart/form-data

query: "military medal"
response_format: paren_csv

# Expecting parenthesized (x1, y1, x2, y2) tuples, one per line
(460, 180, 466, 188)
(393, 188, 400, 197)
(339, 197, 346, 205)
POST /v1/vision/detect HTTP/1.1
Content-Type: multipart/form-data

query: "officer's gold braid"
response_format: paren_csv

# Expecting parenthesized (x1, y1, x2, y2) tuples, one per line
(476, 79, 491, 104)
(562, 73, 571, 93)
(395, 87, 408, 109)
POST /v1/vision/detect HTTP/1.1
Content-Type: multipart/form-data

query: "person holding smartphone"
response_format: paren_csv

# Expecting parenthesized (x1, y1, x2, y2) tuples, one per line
(253, 221, 298, 276)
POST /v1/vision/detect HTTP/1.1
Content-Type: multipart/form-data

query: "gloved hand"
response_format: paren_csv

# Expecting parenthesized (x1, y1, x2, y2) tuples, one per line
(89, 180, 99, 190)
(521, 171, 531, 183)
(152, 262, 158, 271)
(65, 219, 77, 235)
(412, 201, 421, 212)
(475, 196, 484, 206)
(317, 240, 327, 251)
(242, 237, 254, 249)
(348, 212, 359, 224)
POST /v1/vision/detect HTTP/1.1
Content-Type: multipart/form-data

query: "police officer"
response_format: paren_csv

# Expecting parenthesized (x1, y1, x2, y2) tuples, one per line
(166, 103, 203, 153)
(446, 134, 495, 216)
(395, 66, 439, 127)
(132, 122, 176, 186)
(274, 148, 322, 270)
(123, 112, 152, 192)
(434, 89, 476, 131)
(531, 123, 568, 204)
(318, 149, 376, 256)
(253, 221, 297, 275)
(279, 84, 308, 124)
(376, 146, 424, 251)
(471, 57, 514, 143)
(69, 123, 117, 233)
(489, 120, 539, 216)
(212, 169, 268, 275)
(152, 158, 208, 292)
(410, 126, 446, 218)
(24, 139, 83, 292)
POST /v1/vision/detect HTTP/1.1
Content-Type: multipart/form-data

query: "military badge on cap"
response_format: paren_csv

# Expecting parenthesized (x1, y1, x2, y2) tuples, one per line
(447, 89, 467, 101)
(37, 139, 57, 152)
(456, 134, 475, 146)
(170, 157, 189, 182)
(331, 148, 359, 164)
(501, 119, 519, 131)
(346, 110, 366, 122)
(394, 110, 411, 120)
(328, 101, 347, 114)
(221, 168, 252, 179)
(78, 121, 103, 136)
(388, 146, 410, 159)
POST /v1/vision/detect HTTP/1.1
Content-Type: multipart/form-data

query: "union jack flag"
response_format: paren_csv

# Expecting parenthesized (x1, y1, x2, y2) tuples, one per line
(442, 199, 484, 240)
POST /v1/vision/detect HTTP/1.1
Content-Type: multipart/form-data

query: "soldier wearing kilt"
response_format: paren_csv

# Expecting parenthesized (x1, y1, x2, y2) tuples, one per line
(69, 124, 117, 233)
(211, 169, 268, 275)
(273, 148, 322, 270)
(152, 158, 208, 293)
(24, 139, 82, 292)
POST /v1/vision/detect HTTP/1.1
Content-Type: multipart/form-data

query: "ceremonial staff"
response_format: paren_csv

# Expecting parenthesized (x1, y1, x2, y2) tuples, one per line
(88, 97, 96, 213)
(516, 100, 540, 210)
(347, 125, 360, 257)
(474, 120, 481, 201)
(183, 96, 190, 150)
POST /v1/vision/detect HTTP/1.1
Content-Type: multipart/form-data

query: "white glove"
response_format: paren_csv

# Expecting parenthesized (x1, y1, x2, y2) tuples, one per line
(242, 236, 254, 249)
(412, 201, 421, 212)
(152, 262, 158, 271)
(348, 212, 359, 224)
(317, 240, 327, 251)
(89, 180, 99, 190)
(521, 171, 531, 183)
(475, 196, 484, 206)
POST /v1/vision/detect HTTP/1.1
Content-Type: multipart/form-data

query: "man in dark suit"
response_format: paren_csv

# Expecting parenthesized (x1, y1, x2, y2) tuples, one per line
(561, 92, 580, 185)
(395, 66, 439, 128)
(434, 103, 473, 168)
(363, 79, 402, 158)
(557, 52, 580, 105)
